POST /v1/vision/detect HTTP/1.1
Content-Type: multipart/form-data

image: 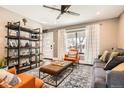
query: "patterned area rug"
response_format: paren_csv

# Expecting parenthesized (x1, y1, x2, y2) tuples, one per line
(25, 64, 92, 88)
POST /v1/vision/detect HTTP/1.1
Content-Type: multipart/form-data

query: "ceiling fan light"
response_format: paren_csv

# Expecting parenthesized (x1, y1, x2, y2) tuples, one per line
(96, 11, 100, 15)
(41, 21, 48, 24)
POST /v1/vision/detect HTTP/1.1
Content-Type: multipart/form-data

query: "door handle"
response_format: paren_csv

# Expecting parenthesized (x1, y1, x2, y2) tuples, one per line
(50, 45, 52, 49)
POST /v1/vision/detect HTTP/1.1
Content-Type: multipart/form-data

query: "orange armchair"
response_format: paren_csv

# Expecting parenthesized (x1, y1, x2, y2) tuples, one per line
(7, 67, 44, 88)
(64, 48, 80, 63)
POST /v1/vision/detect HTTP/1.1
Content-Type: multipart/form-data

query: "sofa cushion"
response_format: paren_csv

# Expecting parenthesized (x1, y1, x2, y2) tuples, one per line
(100, 50, 110, 62)
(104, 56, 124, 70)
(94, 77, 106, 88)
(94, 58, 101, 63)
(93, 68, 106, 88)
(94, 68, 106, 78)
(7, 67, 17, 75)
(93, 59, 106, 68)
(94, 62, 106, 68)
(106, 70, 124, 88)
(35, 78, 44, 88)
(14, 73, 35, 88)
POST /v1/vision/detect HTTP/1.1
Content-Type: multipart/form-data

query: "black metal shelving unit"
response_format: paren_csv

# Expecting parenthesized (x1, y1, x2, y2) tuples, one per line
(5, 21, 41, 73)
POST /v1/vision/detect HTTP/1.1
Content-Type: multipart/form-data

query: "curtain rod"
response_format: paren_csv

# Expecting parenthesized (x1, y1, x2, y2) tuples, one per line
(66, 28, 86, 33)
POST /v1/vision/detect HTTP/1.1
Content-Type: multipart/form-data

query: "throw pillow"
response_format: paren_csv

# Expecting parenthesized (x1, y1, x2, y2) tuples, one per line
(0, 78, 4, 83)
(0, 69, 20, 86)
(112, 48, 124, 56)
(0, 80, 12, 88)
(104, 56, 124, 70)
(68, 51, 77, 58)
(100, 50, 110, 62)
(107, 51, 119, 62)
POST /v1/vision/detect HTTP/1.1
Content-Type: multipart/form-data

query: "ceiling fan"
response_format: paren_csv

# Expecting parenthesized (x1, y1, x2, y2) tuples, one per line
(43, 5, 80, 19)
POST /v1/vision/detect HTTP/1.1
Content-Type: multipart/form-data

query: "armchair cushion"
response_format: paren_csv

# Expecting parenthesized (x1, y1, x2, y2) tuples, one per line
(68, 51, 78, 58)
(64, 49, 80, 62)
(5, 67, 44, 88)
(7, 67, 17, 75)
(35, 78, 44, 88)
(14, 73, 35, 88)
(64, 55, 80, 62)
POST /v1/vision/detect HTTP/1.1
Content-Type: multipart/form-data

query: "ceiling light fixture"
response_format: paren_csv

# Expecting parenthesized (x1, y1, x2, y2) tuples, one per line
(41, 21, 48, 24)
(96, 11, 100, 15)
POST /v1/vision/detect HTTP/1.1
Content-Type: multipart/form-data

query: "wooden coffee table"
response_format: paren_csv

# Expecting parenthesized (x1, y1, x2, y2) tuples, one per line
(39, 61, 73, 87)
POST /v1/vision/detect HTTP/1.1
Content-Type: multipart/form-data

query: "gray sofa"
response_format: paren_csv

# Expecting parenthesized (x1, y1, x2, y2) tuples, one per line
(92, 48, 124, 88)
(92, 58, 106, 88)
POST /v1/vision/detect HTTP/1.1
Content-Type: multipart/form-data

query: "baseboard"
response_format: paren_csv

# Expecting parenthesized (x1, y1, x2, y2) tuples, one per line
(79, 63, 93, 66)
(43, 58, 53, 60)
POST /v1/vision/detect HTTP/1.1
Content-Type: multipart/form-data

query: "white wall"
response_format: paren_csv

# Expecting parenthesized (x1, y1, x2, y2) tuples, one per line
(49, 18, 119, 55)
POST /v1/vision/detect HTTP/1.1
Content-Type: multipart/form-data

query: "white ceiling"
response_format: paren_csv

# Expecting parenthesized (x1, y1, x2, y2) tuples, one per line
(2, 5, 124, 30)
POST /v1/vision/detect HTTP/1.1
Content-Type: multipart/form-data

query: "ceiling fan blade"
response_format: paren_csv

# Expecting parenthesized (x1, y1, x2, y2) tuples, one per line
(66, 11, 80, 16)
(56, 13, 62, 19)
(43, 5, 61, 11)
(61, 5, 71, 14)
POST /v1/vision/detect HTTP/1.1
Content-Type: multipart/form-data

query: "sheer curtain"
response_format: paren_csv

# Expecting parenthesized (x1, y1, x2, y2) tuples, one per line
(85, 24, 100, 65)
(58, 29, 66, 60)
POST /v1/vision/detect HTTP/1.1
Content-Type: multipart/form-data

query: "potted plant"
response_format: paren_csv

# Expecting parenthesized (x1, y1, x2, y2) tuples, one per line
(0, 58, 7, 69)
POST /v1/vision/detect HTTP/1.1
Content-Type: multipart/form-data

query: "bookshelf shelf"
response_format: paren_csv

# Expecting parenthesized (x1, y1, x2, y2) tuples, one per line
(5, 21, 42, 73)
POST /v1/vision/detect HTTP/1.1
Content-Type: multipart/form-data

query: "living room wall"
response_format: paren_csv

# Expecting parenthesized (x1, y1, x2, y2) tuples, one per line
(0, 7, 42, 60)
(48, 18, 119, 57)
(98, 18, 118, 53)
(117, 11, 124, 48)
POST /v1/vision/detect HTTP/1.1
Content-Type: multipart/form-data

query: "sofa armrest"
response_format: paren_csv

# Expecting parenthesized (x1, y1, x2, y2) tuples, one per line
(7, 67, 17, 75)
(106, 70, 124, 88)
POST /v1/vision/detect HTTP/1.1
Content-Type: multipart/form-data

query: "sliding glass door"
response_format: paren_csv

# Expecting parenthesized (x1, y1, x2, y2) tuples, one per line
(77, 31, 86, 54)
(66, 32, 77, 51)
(66, 29, 86, 54)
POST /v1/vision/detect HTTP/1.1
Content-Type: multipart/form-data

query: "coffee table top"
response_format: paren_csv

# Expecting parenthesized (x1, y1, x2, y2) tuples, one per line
(39, 61, 72, 75)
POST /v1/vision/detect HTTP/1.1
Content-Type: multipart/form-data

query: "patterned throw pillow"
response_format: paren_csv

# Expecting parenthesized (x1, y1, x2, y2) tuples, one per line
(0, 69, 19, 86)
(0, 80, 12, 88)
(104, 56, 124, 70)
(100, 50, 110, 62)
